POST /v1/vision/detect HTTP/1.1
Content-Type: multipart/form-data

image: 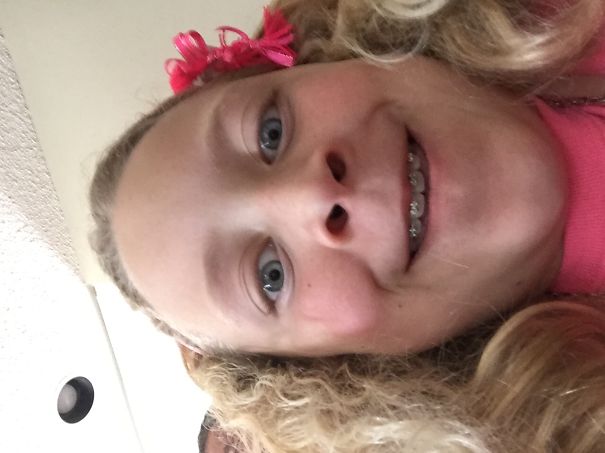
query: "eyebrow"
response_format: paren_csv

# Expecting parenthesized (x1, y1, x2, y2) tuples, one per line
(199, 93, 263, 318)
(202, 237, 234, 316)
(205, 94, 239, 168)
(202, 230, 267, 322)
(205, 108, 226, 168)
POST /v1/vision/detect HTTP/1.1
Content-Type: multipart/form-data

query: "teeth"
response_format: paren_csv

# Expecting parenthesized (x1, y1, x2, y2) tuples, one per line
(409, 233, 422, 254)
(409, 217, 422, 239)
(409, 171, 425, 193)
(407, 147, 427, 256)
(410, 192, 425, 218)
(408, 151, 421, 171)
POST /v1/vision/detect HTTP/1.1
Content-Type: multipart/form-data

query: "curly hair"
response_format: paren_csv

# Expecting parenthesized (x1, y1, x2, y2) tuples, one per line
(264, 0, 603, 90)
(180, 297, 605, 453)
(89, 0, 605, 451)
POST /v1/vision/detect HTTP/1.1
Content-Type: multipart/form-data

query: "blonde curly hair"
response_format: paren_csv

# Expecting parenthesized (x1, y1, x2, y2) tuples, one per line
(183, 297, 605, 453)
(89, 0, 605, 451)
(264, 0, 603, 90)
(182, 297, 605, 453)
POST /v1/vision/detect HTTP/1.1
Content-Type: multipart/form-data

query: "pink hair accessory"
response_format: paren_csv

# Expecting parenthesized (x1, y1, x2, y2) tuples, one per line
(165, 7, 297, 93)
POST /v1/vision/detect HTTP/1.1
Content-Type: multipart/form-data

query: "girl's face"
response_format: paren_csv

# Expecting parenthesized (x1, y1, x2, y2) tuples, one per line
(112, 58, 566, 355)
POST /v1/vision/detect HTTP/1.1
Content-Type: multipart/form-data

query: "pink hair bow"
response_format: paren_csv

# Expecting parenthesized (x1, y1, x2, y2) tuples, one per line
(165, 7, 297, 93)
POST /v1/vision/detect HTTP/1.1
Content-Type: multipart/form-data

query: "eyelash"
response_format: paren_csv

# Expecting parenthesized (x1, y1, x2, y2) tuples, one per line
(257, 93, 286, 164)
(257, 240, 286, 312)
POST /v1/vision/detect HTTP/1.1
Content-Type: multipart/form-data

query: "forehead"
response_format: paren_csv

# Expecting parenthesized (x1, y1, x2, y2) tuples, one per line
(111, 83, 226, 309)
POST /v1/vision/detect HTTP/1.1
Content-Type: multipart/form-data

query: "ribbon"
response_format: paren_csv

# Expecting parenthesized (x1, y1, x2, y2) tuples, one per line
(165, 7, 296, 93)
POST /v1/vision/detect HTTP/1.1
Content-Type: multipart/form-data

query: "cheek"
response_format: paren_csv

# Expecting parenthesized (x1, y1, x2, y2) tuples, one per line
(292, 264, 381, 337)
(292, 68, 381, 131)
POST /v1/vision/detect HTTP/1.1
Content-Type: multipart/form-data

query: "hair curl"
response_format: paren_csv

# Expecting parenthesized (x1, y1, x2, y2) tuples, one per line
(184, 298, 605, 452)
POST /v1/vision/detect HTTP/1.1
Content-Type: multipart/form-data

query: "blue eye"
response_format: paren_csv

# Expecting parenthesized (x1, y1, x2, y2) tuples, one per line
(258, 106, 282, 164)
(257, 240, 284, 303)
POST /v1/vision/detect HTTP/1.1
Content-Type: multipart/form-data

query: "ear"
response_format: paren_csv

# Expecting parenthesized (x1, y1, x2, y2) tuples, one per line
(177, 341, 203, 375)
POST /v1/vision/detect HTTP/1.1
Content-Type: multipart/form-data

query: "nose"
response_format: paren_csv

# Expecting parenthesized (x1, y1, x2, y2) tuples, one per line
(261, 151, 351, 246)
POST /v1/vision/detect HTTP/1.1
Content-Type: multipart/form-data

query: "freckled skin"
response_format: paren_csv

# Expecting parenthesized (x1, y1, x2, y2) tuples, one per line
(112, 58, 566, 356)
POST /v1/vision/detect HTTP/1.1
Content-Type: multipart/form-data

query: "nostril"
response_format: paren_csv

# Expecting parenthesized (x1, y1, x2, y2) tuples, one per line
(326, 204, 348, 235)
(326, 152, 346, 182)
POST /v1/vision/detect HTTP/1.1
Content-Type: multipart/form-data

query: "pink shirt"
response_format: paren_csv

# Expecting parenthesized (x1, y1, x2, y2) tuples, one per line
(535, 27, 605, 293)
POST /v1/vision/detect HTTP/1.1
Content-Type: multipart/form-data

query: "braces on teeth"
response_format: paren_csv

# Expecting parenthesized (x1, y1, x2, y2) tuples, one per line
(408, 147, 426, 253)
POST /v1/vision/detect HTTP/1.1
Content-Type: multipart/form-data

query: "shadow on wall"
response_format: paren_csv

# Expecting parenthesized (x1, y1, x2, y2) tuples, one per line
(0, 31, 80, 275)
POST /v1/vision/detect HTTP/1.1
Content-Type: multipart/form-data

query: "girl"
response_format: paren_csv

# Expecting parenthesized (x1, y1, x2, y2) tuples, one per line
(90, 0, 605, 450)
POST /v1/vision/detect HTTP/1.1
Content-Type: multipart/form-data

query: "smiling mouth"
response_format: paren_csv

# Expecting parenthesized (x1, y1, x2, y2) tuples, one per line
(407, 137, 429, 258)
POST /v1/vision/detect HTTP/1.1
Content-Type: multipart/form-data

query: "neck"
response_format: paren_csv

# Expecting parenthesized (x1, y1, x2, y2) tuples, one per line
(539, 75, 605, 101)
(534, 98, 605, 294)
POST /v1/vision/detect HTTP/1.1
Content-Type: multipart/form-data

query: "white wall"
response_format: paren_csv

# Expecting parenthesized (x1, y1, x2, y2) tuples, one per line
(0, 30, 141, 453)
(0, 1, 265, 452)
